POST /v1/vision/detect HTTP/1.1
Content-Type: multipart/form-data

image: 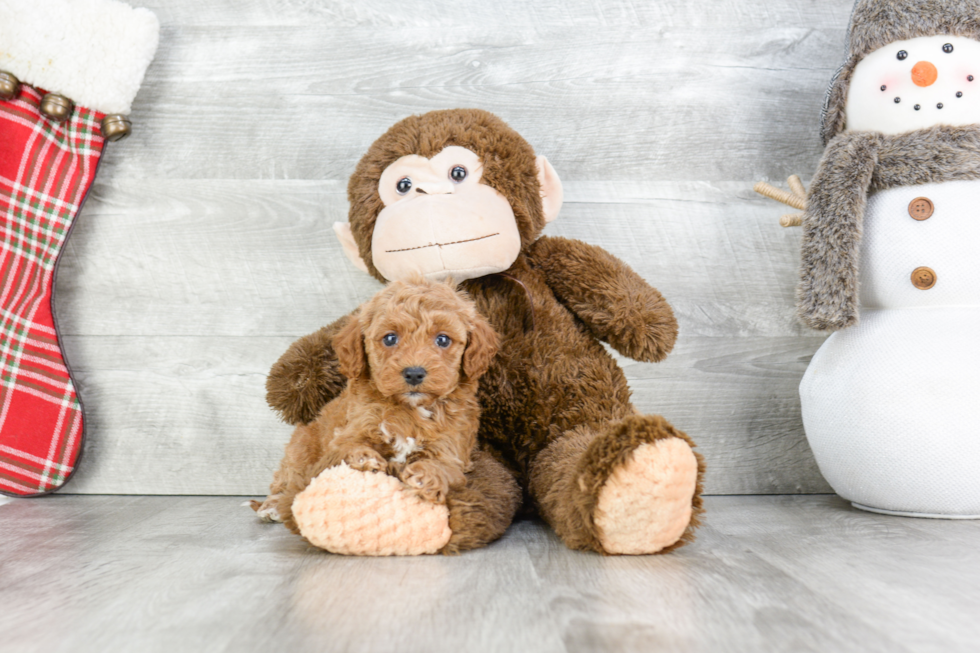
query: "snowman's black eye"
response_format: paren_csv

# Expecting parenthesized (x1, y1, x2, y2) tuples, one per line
(957, 91, 964, 98)
(881, 85, 887, 91)
(937, 103, 944, 109)
(894, 97, 901, 103)
(396, 178, 412, 194)
(914, 104, 921, 111)
(943, 43, 954, 54)
(897, 50, 908, 60)
(450, 166, 467, 183)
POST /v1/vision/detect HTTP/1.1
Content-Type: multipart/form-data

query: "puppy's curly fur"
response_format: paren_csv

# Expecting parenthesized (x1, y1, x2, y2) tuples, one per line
(253, 278, 498, 532)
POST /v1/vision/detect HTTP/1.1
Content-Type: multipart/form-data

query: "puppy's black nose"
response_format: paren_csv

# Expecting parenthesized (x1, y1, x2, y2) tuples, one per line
(402, 367, 426, 386)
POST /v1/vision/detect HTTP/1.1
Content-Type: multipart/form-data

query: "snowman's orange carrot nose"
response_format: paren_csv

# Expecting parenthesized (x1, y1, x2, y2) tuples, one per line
(912, 61, 938, 87)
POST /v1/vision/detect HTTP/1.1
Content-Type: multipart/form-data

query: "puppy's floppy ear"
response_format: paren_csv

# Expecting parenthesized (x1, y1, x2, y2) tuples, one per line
(333, 313, 368, 380)
(462, 312, 499, 381)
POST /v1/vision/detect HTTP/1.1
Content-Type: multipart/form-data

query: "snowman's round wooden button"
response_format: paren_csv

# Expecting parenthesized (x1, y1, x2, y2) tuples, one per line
(911, 266, 937, 290)
(908, 197, 934, 221)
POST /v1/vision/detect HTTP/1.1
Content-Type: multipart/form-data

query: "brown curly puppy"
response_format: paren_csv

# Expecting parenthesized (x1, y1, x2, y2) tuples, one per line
(253, 277, 498, 530)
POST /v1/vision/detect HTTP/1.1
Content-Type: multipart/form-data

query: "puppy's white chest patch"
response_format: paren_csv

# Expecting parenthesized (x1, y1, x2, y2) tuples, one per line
(390, 435, 421, 464)
(380, 421, 422, 464)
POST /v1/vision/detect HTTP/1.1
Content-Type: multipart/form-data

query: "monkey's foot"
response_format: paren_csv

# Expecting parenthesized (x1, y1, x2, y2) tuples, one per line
(594, 435, 701, 554)
(291, 462, 451, 556)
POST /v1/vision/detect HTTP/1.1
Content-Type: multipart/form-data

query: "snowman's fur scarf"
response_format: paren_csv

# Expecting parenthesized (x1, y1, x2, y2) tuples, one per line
(821, 0, 980, 143)
(800, 124, 980, 330)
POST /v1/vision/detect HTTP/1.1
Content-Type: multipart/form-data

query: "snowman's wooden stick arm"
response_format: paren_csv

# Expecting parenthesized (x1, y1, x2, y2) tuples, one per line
(753, 177, 808, 227)
(754, 180, 807, 211)
(787, 175, 806, 199)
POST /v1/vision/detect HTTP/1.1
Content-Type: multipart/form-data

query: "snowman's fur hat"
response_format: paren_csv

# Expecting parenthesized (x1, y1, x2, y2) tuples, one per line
(821, 0, 980, 143)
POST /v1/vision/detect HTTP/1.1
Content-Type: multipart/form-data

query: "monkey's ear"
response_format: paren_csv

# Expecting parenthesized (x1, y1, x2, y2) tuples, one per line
(333, 222, 369, 274)
(536, 156, 563, 224)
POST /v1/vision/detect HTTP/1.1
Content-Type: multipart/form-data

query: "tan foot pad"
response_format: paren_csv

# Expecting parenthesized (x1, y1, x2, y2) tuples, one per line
(292, 462, 451, 556)
(594, 438, 698, 554)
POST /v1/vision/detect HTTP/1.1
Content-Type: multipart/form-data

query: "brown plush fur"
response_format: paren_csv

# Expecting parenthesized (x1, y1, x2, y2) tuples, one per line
(261, 278, 499, 532)
(821, 0, 980, 143)
(265, 317, 351, 426)
(267, 109, 703, 554)
(800, 125, 980, 330)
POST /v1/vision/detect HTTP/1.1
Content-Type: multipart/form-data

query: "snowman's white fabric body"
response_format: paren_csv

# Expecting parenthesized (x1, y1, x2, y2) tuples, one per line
(802, 179, 980, 517)
(798, 5, 980, 518)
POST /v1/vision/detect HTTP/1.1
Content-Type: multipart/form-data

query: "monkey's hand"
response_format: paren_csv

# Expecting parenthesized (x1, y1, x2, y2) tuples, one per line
(266, 314, 352, 425)
(528, 236, 678, 363)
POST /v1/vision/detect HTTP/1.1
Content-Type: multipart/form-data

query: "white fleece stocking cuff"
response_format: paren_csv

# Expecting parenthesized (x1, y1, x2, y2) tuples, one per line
(0, 0, 159, 114)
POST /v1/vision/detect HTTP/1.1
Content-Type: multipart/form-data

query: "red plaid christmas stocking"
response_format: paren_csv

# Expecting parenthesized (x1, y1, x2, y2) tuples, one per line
(0, 0, 158, 496)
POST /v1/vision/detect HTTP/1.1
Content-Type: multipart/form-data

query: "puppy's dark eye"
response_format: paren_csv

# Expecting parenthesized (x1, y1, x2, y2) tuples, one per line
(435, 334, 451, 348)
(944, 43, 954, 54)
(450, 166, 467, 183)
(383, 333, 398, 347)
(396, 178, 412, 195)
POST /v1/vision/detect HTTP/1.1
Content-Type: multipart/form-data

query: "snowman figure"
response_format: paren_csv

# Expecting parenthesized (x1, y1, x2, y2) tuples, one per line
(760, 0, 980, 518)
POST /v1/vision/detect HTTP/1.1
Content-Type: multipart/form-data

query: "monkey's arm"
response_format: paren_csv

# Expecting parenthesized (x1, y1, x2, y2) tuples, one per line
(266, 314, 351, 425)
(528, 236, 678, 363)
(798, 131, 881, 331)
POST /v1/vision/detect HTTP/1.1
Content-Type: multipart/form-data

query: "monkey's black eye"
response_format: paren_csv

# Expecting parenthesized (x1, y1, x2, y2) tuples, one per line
(450, 166, 467, 183)
(897, 50, 908, 60)
(396, 178, 412, 195)
(944, 43, 954, 54)
(383, 333, 399, 347)
(435, 334, 451, 348)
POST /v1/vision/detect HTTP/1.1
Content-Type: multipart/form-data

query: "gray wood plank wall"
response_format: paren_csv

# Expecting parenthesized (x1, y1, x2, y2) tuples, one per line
(56, 0, 855, 495)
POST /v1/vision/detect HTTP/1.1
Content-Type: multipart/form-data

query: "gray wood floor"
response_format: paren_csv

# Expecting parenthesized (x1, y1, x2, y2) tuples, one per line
(51, 0, 859, 496)
(1, 495, 978, 653)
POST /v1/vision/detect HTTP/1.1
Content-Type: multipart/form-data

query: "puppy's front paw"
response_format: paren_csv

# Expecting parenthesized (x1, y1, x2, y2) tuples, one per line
(247, 495, 284, 523)
(400, 461, 450, 504)
(343, 446, 387, 473)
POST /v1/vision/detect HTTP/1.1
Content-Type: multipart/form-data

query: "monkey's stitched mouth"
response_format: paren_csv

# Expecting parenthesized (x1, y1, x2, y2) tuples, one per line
(385, 233, 499, 254)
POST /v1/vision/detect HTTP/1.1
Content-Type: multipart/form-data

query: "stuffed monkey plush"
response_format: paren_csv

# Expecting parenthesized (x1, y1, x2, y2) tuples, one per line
(262, 109, 705, 554)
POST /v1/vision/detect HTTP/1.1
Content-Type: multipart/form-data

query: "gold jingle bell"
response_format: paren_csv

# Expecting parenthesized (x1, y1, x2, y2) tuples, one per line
(100, 114, 132, 142)
(40, 93, 73, 121)
(0, 71, 20, 101)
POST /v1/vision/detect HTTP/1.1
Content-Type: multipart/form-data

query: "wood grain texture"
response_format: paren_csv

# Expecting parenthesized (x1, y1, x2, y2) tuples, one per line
(2, 495, 978, 653)
(44, 0, 860, 494)
(59, 334, 830, 495)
